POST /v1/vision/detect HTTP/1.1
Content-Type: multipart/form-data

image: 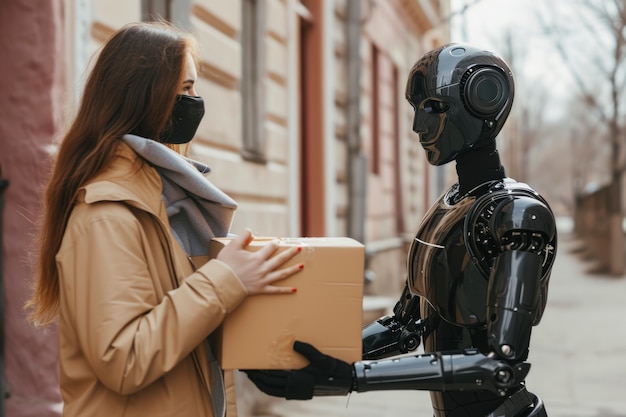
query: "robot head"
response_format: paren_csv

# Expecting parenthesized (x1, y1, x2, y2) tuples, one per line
(406, 43, 514, 165)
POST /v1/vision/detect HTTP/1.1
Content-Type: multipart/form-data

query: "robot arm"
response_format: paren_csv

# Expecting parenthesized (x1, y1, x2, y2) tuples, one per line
(357, 275, 528, 396)
(354, 349, 529, 397)
(486, 196, 556, 360)
(246, 342, 530, 399)
(361, 283, 424, 359)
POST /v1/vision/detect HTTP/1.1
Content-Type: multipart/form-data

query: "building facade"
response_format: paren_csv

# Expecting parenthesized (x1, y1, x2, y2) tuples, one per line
(0, 0, 450, 415)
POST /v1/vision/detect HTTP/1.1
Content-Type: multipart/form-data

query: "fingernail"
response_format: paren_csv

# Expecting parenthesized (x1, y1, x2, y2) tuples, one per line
(298, 263, 304, 269)
(291, 288, 298, 293)
(296, 246, 302, 253)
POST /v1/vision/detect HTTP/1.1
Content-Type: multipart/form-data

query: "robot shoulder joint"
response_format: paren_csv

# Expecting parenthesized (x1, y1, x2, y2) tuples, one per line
(490, 196, 556, 245)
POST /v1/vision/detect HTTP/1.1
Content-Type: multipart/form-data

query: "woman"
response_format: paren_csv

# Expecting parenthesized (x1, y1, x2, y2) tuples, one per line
(26, 21, 302, 417)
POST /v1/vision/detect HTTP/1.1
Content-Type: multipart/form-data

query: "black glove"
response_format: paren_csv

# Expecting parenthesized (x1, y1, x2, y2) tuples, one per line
(244, 340, 355, 400)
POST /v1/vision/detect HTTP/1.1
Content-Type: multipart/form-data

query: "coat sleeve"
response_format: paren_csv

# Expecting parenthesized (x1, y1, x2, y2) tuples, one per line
(57, 202, 247, 395)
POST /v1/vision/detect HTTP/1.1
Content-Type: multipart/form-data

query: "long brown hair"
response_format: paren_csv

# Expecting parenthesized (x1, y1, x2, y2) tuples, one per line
(26, 21, 198, 326)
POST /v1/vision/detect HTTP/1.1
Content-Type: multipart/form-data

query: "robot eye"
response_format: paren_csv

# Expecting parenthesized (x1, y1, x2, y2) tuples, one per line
(423, 100, 449, 114)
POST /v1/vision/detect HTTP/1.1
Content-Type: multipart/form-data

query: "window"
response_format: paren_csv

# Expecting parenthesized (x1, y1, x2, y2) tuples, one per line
(142, 0, 170, 21)
(391, 64, 405, 234)
(141, 0, 192, 30)
(240, 0, 267, 162)
(370, 43, 381, 175)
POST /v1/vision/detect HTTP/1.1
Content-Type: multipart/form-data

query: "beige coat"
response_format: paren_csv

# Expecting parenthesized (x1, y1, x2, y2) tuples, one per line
(57, 143, 246, 416)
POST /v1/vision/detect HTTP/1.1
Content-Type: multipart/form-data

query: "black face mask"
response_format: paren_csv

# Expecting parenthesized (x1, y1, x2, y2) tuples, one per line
(160, 95, 205, 144)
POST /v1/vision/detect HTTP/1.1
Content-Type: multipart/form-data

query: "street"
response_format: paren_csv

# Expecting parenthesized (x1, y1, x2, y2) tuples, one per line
(245, 219, 626, 417)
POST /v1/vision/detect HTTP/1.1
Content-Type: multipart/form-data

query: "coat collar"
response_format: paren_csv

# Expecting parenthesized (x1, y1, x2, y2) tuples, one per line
(80, 142, 165, 217)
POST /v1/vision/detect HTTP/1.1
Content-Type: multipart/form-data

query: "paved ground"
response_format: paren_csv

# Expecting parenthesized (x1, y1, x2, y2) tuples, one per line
(239, 219, 626, 417)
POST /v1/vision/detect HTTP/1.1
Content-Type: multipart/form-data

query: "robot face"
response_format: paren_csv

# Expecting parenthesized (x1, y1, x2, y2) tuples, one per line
(406, 44, 514, 166)
(409, 95, 476, 165)
(412, 99, 448, 163)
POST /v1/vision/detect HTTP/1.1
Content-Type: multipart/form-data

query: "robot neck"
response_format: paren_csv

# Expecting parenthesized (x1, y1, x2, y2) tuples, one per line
(455, 141, 505, 196)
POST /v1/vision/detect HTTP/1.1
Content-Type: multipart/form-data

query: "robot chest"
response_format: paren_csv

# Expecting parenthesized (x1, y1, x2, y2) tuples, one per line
(407, 201, 489, 327)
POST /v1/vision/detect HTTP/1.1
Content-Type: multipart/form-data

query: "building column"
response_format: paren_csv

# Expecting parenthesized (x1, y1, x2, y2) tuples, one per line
(0, 0, 65, 415)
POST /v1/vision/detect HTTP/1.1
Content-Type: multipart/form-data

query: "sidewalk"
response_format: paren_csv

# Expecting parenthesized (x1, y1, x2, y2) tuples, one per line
(525, 227, 626, 416)
(241, 222, 626, 417)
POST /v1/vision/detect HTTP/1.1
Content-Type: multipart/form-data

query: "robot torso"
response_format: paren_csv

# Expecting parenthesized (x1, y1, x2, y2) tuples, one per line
(407, 178, 556, 329)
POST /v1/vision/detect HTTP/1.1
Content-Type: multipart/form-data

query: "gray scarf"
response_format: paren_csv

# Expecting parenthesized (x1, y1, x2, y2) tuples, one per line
(122, 134, 238, 256)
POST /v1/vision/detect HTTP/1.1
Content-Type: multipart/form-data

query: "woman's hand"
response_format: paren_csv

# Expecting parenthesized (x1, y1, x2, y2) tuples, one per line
(217, 229, 303, 295)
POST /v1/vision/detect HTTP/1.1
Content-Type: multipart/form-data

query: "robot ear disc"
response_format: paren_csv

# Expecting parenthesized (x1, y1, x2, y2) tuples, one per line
(462, 67, 510, 118)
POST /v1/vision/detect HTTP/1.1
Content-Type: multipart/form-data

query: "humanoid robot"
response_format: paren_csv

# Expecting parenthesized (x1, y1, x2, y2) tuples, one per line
(246, 43, 557, 417)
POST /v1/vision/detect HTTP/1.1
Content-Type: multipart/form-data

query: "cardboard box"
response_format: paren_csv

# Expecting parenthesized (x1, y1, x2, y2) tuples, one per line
(207, 237, 364, 370)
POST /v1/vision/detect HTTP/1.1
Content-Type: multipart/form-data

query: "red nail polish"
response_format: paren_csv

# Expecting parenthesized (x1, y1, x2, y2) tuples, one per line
(298, 263, 304, 269)
(296, 246, 302, 253)
(291, 288, 298, 293)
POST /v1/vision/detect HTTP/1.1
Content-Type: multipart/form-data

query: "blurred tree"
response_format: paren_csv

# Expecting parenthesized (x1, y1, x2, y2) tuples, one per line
(539, 0, 625, 274)
(497, 31, 549, 184)
(539, 1, 625, 186)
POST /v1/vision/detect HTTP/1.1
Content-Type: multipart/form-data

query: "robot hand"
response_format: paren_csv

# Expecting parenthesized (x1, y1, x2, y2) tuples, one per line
(362, 285, 423, 360)
(244, 341, 354, 399)
(362, 315, 423, 359)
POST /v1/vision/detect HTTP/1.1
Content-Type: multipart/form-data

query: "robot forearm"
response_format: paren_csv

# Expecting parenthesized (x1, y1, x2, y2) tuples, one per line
(354, 349, 530, 397)
(246, 344, 530, 401)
